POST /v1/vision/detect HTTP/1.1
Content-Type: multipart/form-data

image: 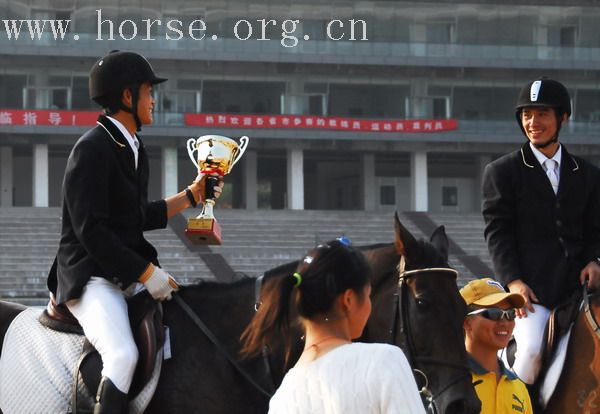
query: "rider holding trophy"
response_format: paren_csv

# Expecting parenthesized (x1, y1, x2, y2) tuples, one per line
(46, 50, 221, 413)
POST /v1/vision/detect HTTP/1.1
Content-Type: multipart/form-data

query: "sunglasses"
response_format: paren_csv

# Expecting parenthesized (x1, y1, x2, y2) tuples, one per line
(467, 308, 516, 321)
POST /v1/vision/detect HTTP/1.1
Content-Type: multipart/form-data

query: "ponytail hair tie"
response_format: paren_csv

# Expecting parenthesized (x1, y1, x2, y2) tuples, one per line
(292, 272, 303, 287)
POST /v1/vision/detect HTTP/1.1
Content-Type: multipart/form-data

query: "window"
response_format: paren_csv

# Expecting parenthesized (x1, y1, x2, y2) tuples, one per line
(560, 26, 577, 46)
(329, 84, 409, 118)
(426, 22, 455, 43)
(380, 185, 395, 205)
(24, 87, 70, 109)
(202, 81, 284, 114)
(575, 89, 600, 121)
(452, 86, 518, 120)
(547, 25, 578, 47)
(442, 187, 458, 206)
(405, 96, 449, 119)
(0, 75, 26, 108)
(72, 77, 94, 110)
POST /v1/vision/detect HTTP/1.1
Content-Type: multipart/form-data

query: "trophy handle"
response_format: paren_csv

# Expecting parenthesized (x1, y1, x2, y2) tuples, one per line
(231, 136, 249, 168)
(186, 138, 200, 170)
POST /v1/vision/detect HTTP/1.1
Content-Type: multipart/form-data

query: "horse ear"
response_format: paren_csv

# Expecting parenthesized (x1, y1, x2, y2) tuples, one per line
(430, 225, 449, 262)
(394, 211, 418, 257)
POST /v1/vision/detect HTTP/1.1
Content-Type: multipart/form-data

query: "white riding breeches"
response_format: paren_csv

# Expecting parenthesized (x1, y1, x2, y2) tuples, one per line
(66, 277, 140, 394)
(511, 303, 551, 384)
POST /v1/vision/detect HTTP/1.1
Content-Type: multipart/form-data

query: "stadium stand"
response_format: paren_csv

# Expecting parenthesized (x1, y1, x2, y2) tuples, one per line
(0, 208, 489, 305)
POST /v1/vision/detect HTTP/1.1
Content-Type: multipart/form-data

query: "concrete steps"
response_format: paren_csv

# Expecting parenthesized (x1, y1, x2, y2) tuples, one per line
(201, 209, 422, 278)
(0, 207, 493, 304)
(428, 212, 493, 280)
(0, 208, 215, 303)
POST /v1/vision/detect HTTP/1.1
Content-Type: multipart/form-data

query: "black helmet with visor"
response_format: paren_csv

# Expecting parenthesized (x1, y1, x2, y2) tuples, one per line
(515, 78, 571, 138)
(89, 50, 167, 131)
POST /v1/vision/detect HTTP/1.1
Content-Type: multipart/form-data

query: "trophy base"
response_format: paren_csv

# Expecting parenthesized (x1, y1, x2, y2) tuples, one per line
(185, 218, 223, 245)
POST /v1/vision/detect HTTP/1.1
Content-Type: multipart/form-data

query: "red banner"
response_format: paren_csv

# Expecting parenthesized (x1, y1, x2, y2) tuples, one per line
(0, 110, 458, 133)
(185, 113, 457, 133)
(0, 110, 99, 126)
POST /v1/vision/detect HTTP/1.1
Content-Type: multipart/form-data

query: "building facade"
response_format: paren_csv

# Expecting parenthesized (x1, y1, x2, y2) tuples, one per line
(1, 0, 600, 212)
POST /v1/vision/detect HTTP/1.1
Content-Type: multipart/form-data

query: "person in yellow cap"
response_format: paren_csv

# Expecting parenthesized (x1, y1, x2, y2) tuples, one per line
(460, 278, 533, 414)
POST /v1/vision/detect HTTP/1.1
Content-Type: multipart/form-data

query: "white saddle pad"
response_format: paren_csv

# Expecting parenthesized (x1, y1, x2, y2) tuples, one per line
(0, 307, 162, 414)
(539, 325, 573, 409)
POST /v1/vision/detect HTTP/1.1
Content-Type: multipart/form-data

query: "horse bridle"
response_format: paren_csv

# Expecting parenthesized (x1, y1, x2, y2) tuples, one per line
(390, 256, 471, 414)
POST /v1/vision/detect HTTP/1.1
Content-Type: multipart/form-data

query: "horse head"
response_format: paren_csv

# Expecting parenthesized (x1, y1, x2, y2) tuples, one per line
(365, 212, 480, 414)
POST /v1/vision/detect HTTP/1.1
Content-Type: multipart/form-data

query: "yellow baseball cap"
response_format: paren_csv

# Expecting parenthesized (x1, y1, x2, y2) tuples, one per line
(460, 278, 525, 308)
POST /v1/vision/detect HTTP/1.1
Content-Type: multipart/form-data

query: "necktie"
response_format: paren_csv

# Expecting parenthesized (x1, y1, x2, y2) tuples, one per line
(545, 159, 559, 194)
(132, 138, 139, 169)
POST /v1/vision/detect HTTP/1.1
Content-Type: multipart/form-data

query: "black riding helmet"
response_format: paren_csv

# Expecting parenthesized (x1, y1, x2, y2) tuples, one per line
(89, 50, 167, 131)
(515, 77, 571, 139)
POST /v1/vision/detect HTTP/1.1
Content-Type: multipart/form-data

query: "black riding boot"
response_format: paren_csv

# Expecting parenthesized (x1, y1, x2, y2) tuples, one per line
(526, 383, 542, 413)
(93, 377, 129, 414)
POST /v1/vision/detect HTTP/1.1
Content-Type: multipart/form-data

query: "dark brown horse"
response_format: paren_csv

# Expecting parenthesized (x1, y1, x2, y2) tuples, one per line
(0, 214, 479, 414)
(544, 290, 600, 414)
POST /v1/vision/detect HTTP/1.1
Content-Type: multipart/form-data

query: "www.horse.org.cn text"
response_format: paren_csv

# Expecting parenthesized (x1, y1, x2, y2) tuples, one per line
(0, 9, 369, 48)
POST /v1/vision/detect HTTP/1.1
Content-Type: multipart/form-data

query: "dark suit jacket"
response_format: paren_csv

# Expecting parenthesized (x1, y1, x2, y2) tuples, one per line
(47, 115, 167, 304)
(482, 143, 600, 308)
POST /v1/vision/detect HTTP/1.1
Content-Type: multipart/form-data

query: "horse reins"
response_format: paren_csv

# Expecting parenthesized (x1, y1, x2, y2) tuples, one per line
(172, 292, 274, 398)
(583, 286, 600, 340)
(391, 256, 471, 413)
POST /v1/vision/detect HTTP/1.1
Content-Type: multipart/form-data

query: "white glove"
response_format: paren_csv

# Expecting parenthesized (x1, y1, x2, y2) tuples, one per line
(140, 265, 178, 301)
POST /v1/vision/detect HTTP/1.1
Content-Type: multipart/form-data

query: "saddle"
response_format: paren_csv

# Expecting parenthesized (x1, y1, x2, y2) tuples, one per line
(541, 290, 582, 371)
(38, 291, 164, 401)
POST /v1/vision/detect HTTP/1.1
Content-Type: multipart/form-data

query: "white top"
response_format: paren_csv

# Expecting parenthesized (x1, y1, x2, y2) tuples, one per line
(530, 142, 562, 183)
(107, 115, 140, 169)
(269, 343, 425, 414)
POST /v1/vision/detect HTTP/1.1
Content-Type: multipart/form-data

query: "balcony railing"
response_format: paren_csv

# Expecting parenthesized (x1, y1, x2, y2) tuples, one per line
(2, 34, 600, 68)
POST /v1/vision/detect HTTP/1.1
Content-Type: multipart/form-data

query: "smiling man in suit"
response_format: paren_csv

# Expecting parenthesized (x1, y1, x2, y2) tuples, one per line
(46, 50, 221, 413)
(482, 78, 600, 387)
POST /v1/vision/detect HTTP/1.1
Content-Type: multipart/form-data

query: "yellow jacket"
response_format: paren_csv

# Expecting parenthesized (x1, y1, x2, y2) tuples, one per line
(469, 356, 533, 414)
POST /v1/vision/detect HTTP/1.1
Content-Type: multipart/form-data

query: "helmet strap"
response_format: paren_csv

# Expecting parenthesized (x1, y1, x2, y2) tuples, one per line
(533, 134, 559, 149)
(111, 85, 142, 132)
(130, 86, 142, 132)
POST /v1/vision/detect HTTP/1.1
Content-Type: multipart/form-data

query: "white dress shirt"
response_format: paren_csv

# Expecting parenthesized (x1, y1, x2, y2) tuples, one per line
(106, 115, 140, 169)
(529, 142, 562, 191)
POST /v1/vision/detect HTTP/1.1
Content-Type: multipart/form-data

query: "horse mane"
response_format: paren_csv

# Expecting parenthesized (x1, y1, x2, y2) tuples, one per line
(176, 260, 300, 294)
(178, 274, 254, 293)
(177, 242, 401, 294)
(358, 242, 393, 251)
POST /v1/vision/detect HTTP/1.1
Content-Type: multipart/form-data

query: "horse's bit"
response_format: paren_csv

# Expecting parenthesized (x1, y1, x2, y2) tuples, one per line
(390, 256, 471, 414)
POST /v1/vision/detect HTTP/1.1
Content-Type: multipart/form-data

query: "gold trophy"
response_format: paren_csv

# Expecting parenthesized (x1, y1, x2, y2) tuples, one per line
(185, 135, 249, 244)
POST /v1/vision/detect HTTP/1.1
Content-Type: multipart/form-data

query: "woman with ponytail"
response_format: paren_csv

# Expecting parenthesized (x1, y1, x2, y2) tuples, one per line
(241, 239, 424, 414)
